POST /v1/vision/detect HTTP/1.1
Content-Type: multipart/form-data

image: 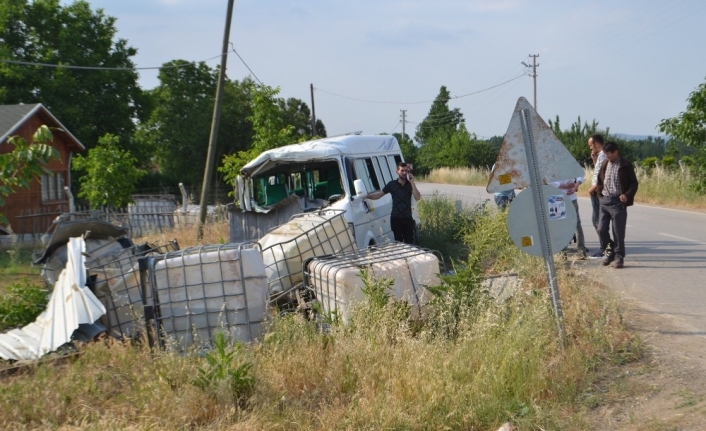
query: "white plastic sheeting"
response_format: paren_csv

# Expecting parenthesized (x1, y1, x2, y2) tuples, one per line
(0, 237, 106, 361)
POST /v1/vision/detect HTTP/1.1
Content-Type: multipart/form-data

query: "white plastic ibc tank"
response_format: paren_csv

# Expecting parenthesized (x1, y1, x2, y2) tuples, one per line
(310, 243, 442, 324)
(152, 245, 267, 351)
(258, 211, 355, 294)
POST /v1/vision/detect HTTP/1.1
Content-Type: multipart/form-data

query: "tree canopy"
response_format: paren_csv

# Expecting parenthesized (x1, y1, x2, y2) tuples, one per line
(659, 76, 706, 191)
(0, 0, 146, 153)
(72, 133, 144, 208)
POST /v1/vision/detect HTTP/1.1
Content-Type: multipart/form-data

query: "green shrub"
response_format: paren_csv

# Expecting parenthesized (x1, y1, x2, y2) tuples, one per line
(640, 156, 658, 170)
(194, 332, 255, 404)
(0, 280, 48, 330)
(418, 193, 481, 263)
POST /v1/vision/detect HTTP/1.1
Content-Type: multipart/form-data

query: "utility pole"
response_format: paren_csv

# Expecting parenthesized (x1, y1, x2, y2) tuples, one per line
(400, 109, 407, 139)
(197, 0, 235, 242)
(310, 83, 317, 136)
(521, 54, 539, 112)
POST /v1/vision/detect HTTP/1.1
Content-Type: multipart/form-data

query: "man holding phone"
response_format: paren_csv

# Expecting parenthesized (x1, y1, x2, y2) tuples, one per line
(366, 162, 421, 244)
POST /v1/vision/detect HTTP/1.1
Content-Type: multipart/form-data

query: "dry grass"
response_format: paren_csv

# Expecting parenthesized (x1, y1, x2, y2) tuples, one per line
(0, 267, 635, 430)
(426, 165, 706, 210)
(577, 165, 706, 209)
(0, 211, 641, 430)
(139, 217, 232, 250)
(423, 166, 491, 186)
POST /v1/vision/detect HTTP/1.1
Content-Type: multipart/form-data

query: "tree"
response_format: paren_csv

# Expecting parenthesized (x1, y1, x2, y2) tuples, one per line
(548, 116, 607, 167)
(72, 134, 144, 208)
(414, 86, 464, 147)
(0, 126, 58, 224)
(659, 77, 706, 191)
(392, 132, 417, 167)
(279, 97, 326, 139)
(414, 86, 465, 173)
(659, 78, 706, 150)
(136, 62, 256, 189)
(219, 84, 296, 196)
(0, 0, 146, 154)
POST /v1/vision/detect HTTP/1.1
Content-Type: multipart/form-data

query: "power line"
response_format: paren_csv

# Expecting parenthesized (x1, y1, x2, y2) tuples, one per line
(314, 73, 527, 105)
(229, 43, 263, 85)
(0, 55, 223, 71)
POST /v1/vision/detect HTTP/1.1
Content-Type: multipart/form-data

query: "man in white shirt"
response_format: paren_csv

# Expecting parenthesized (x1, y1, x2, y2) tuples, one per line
(587, 133, 614, 257)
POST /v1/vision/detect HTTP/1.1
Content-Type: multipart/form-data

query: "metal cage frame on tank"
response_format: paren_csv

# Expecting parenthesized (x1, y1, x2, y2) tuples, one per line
(139, 242, 269, 352)
(85, 240, 180, 340)
(258, 209, 357, 310)
(303, 243, 444, 325)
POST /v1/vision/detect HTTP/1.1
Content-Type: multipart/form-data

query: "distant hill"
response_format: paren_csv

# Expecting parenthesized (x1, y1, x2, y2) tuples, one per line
(614, 133, 669, 142)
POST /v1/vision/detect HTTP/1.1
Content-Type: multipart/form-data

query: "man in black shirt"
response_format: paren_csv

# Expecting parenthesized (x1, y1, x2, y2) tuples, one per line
(367, 162, 421, 244)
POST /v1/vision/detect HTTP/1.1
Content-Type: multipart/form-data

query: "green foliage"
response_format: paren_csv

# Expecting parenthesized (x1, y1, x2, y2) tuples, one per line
(194, 332, 255, 401)
(659, 76, 706, 192)
(0, 0, 146, 154)
(279, 97, 326, 139)
(359, 268, 395, 311)
(417, 192, 475, 263)
(392, 132, 417, 166)
(463, 207, 518, 273)
(548, 116, 605, 166)
(659, 77, 706, 149)
(414, 86, 463, 147)
(72, 133, 144, 208)
(135, 62, 255, 188)
(640, 156, 659, 170)
(661, 155, 676, 168)
(219, 84, 296, 197)
(423, 263, 484, 341)
(0, 280, 48, 331)
(0, 125, 58, 224)
(350, 269, 411, 340)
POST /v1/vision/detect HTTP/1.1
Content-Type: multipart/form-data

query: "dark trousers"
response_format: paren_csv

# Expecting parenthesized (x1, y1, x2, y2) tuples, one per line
(391, 217, 415, 244)
(598, 196, 627, 258)
(590, 193, 600, 230)
(592, 192, 615, 252)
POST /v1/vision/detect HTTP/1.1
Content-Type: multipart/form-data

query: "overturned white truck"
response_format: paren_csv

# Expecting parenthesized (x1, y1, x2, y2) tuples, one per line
(230, 134, 419, 248)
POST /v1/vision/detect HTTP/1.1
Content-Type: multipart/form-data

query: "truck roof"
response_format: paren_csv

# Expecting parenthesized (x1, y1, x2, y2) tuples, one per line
(240, 134, 400, 178)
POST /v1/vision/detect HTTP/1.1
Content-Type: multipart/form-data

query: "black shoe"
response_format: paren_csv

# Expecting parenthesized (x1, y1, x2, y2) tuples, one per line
(602, 254, 615, 266)
(614, 256, 624, 268)
(591, 251, 604, 258)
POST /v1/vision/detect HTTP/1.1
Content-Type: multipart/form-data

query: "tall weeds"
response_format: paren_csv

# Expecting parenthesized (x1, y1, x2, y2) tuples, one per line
(0, 202, 641, 430)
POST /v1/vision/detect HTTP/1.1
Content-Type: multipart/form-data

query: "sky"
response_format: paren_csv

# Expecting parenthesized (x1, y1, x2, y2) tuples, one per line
(72, 0, 706, 140)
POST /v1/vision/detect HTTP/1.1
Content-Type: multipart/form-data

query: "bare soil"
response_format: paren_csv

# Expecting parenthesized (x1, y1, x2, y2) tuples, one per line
(585, 294, 706, 430)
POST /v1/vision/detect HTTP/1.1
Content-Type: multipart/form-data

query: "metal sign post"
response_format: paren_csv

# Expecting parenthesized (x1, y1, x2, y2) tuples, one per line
(488, 97, 584, 343)
(519, 109, 566, 342)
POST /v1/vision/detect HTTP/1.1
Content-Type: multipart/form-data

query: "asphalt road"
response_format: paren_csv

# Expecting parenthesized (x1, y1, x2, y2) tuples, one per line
(416, 182, 706, 340)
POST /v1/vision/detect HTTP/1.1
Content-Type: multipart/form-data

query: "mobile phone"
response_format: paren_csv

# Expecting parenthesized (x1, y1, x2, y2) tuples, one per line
(407, 173, 411, 181)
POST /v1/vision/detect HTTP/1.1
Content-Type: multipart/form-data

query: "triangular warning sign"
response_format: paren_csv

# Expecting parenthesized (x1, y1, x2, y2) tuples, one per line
(487, 97, 584, 193)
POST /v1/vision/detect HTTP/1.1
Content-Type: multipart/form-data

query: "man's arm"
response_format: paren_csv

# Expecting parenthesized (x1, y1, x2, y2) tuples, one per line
(367, 190, 386, 200)
(408, 173, 421, 201)
(589, 153, 605, 194)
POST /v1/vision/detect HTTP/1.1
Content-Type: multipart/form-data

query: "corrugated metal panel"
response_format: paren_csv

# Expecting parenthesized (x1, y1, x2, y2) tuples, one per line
(0, 237, 106, 361)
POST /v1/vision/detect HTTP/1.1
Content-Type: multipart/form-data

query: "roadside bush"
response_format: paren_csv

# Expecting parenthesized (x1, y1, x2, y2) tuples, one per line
(0, 280, 48, 330)
(417, 192, 481, 263)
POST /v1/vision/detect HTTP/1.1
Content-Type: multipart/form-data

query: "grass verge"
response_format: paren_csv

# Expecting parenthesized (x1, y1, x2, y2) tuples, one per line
(0, 198, 643, 430)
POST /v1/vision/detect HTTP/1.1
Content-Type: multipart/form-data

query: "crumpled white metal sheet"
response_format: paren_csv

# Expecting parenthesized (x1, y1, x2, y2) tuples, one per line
(0, 237, 106, 361)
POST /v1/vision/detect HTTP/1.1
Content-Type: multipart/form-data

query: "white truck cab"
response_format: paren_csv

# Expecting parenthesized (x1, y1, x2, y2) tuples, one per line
(236, 134, 418, 249)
